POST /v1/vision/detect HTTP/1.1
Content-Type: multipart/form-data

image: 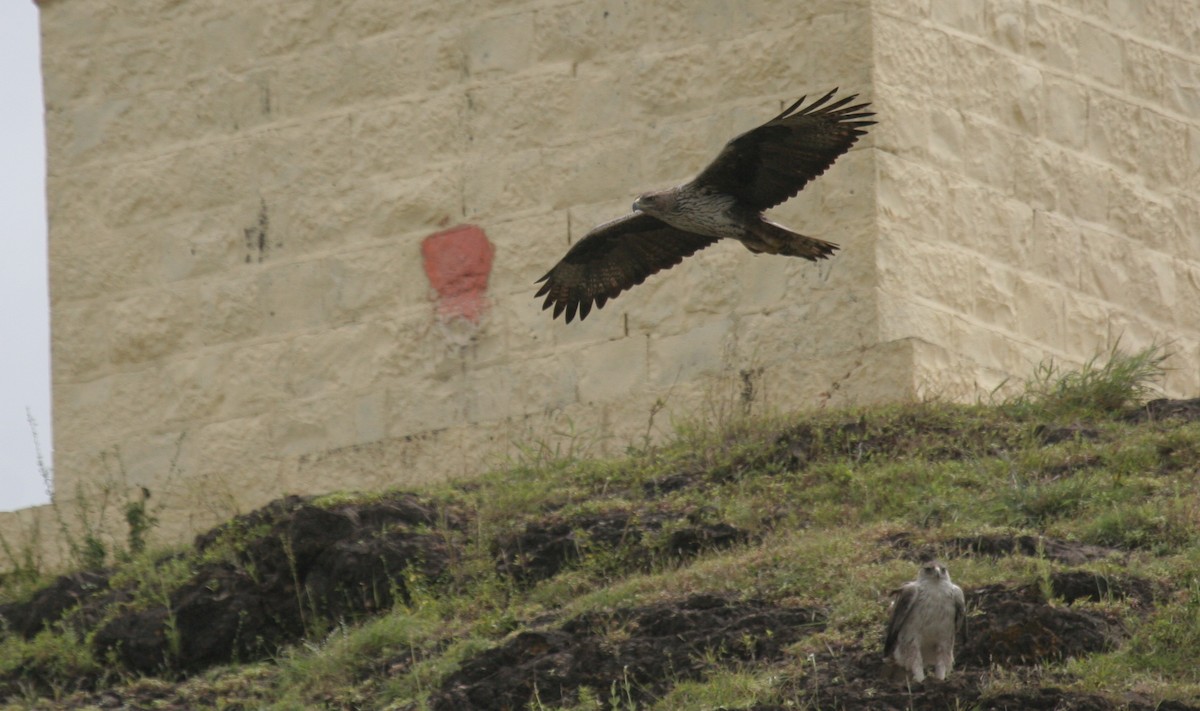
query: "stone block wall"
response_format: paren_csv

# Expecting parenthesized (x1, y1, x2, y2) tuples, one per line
(874, 0, 1200, 397)
(3, 0, 1196, 568)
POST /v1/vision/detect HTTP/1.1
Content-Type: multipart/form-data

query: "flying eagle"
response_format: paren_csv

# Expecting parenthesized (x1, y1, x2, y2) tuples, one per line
(535, 88, 874, 322)
(883, 560, 967, 683)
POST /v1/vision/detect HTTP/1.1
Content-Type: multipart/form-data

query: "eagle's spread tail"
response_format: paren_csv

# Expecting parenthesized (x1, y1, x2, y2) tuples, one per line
(743, 219, 838, 261)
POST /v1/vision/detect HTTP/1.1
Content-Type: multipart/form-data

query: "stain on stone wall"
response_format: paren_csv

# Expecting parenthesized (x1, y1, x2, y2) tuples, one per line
(421, 224, 494, 324)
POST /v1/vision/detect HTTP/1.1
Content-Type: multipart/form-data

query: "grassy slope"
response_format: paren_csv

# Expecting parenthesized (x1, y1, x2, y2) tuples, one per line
(2, 347, 1199, 709)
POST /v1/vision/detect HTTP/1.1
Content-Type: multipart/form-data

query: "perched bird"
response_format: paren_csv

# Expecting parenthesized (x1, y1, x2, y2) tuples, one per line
(883, 560, 967, 683)
(535, 88, 874, 322)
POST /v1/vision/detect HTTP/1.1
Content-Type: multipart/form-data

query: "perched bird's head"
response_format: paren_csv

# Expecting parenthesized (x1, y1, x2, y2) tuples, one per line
(632, 190, 677, 217)
(919, 561, 950, 583)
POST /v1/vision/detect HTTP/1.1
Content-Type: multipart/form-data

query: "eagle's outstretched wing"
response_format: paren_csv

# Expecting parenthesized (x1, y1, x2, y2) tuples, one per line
(883, 583, 918, 658)
(535, 212, 720, 323)
(691, 88, 875, 211)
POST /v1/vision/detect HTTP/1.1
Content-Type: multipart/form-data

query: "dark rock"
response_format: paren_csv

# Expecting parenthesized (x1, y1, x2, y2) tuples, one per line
(1035, 424, 1102, 445)
(0, 491, 462, 682)
(1124, 398, 1200, 423)
(0, 569, 110, 638)
(1049, 570, 1161, 607)
(494, 508, 751, 584)
(959, 583, 1122, 667)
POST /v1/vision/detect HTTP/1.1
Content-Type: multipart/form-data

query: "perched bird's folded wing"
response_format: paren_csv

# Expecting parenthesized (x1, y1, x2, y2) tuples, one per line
(954, 586, 967, 643)
(692, 88, 876, 211)
(883, 584, 918, 658)
(535, 212, 721, 323)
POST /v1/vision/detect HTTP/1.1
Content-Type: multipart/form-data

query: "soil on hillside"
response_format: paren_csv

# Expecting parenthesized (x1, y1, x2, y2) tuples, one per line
(3, 398, 1200, 708)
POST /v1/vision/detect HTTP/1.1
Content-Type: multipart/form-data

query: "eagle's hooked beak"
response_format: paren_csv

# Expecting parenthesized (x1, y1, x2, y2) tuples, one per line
(631, 199, 643, 213)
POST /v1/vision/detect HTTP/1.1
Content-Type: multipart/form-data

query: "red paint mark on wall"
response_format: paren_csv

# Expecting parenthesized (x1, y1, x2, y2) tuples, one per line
(421, 224, 495, 324)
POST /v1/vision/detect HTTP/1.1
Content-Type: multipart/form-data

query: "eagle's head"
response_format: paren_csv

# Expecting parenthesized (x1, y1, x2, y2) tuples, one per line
(919, 561, 950, 583)
(632, 190, 678, 217)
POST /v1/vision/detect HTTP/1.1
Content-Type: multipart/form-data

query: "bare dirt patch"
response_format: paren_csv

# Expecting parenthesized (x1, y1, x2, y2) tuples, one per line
(493, 507, 752, 585)
(430, 593, 825, 710)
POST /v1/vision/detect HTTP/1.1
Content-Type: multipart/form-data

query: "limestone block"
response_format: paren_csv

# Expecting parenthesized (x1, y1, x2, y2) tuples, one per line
(466, 68, 580, 153)
(931, 0, 985, 35)
(158, 203, 266, 284)
(95, 429, 189, 499)
(99, 140, 277, 227)
(1085, 92, 1140, 175)
(107, 288, 195, 365)
(647, 316, 736, 388)
(614, 245, 737, 336)
(1050, 151, 1114, 226)
(637, 110, 730, 187)
(463, 353, 585, 424)
(1040, 75, 1089, 150)
(174, 418, 287, 518)
(873, 17, 951, 101)
(44, 165, 117, 238)
(463, 147, 547, 219)
(877, 92, 932, 159)
(352, 90, 468, 178)
(325, 239, 427, 324)
(1077, 22, 1125, 88)
(52, 222, 157, 303)
(985, 0, 1026, 52)
(58, 352, 223, 440)
(752, 296, 878, 364)
(626, 44, 725, 117)
(874, 0, 930, 18)
(50, 377, 115, 455)
(336, 0, 473, 40)
(809, 148, 876, 223)
(248, 3, 359, 59)
(1058, 291, 1123, 369)
(1133, 110, 1190, 190)
(1078, 227, 1136, 308)
(218, 340, 297, 419)
(194, 275, 267, 349)
(61, 99, 133, 163)
(927, 105, 966, 174)
(939, 39, 1001, 116)
(484, 210, 567, 297)
(941, 180, 1035, 267)
(467, 11, 536, 76)
(532, 2, 606, 64)
(269, 28, 466, 121)
(877, 152, 949, 239)
(1105, 178, 1186, 256)
(1132, 0, 1200, 56)
(969, 257, 1019, 335)
(1162, 340, 1200, 397)
(370, 166, 465, 239)
(1027, 3, 1080, 74)
(803, 10, 873, 79)
(155, 352, 231, 428)
(268, 399, 339, 459)
(1029, 210, 1083, 289)
(540, 134, 647, 212)
(1165, 54, 1200, 119)
(254, 257, 338, 336)
(1123, 40, 1169, 108)
(49, 300, 112, 380)
(1189, 126, 1200, 187)
(1009, 139, 1061, 214)
(878, 233, 973, 315)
